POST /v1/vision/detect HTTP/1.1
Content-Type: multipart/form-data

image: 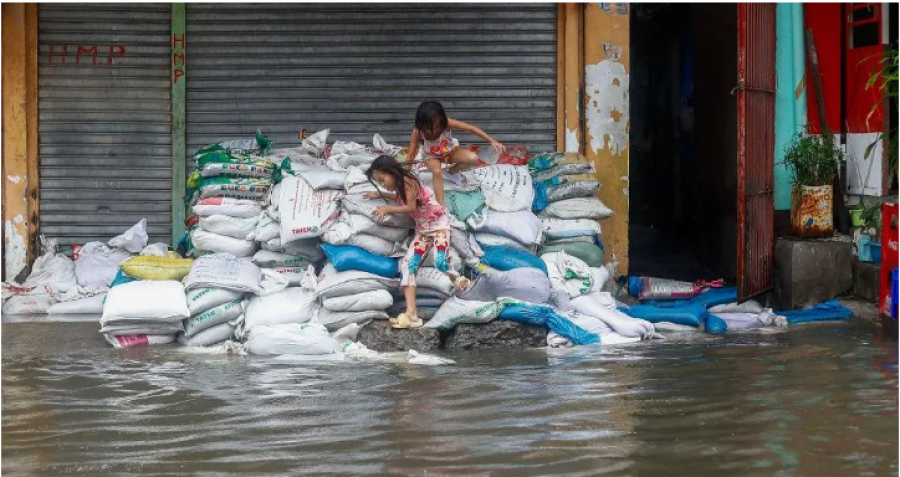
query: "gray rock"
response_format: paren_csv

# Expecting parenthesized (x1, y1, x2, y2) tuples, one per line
(357, 320, 441, 352)
(444, 320, 548, 350)
(774, 237, 853, 310)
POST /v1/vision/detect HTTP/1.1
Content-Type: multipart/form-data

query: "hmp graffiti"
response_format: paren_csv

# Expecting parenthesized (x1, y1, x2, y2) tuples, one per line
(45, 45, 126, 65)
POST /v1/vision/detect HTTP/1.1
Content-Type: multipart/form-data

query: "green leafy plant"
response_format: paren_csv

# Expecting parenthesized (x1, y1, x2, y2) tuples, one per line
(782, 129, 844, 188)
(859, 201, 882, 231)
(864, 48, 898, 191)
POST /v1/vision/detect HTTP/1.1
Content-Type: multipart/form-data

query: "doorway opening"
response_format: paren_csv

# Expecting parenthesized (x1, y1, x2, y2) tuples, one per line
(628, 4, 739, 283)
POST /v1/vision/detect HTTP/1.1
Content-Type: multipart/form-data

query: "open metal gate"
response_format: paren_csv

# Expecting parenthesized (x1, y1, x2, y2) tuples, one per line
(736, 3, 776, 300)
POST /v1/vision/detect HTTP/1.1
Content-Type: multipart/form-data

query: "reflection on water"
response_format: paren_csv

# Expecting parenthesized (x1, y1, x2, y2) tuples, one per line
(2, 320, 897, 476)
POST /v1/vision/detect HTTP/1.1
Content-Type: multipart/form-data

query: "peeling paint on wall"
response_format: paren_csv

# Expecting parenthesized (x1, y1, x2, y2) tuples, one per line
(7, 175, 23, 184)
(565, 128, 580, 153)
(584, 48, 630, 156)
(598, 3, 629, 15)
(5, 219, 27, 280)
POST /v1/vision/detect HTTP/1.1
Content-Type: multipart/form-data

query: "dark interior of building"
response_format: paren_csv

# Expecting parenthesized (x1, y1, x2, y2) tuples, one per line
(628, 4, 738, 283)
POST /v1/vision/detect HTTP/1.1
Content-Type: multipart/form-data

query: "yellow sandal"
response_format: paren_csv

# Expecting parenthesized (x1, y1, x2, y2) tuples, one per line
(391, 313, 423, 329)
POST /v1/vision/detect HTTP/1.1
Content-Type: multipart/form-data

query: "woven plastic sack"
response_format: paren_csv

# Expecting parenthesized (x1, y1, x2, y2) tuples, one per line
(242, 287, 318, 334)
(322, 289, 393, 312)
(104, 334, 176, 349)
(316, 308, 387, 332)
(186, 286, 246, 315)
(121, 256, 194, 281)
(108, 219, 149, 253)
(242, 323, 340, 356)
(480, 245, 547, 274)
(183, 299, 244, 337)
(532, 161, 595, 182)
(425, 297, 506, 331)
(542, 251, 594, 298)
(252, 249, 317, 268)
(192, 197, 262, 218)
(279, 175, 343, 243)
(321, 244, 398, 278)
(74, 242, 133, 287)
(179, 323, 235, 347)
(547, 181, 600, 202)
(467, 209, 543, 247)
(467, 165, 534, 212)
(102, 280, 189, 322)
(22, 237, 76, 293)
(621, 303, 709, 327)
(323, 212, 410, 244)
(474, 233, 534, 253)
(198, 177, 271, 200)
(458, 267, 552, 304)
(570, 293, 657, 338)
(341, 194, 416, 228)
(316, 264, 399, 299)
(47, 293, 106, 314)
(539, 242, 604, 268)
(539, 197, 613, 220)
(3, 293, 56, 314)
(183, 253, 262, 294)
(190, 229, 257, 257)
(542, 218, 601, 240)
(498, 302, 599, 345)
(199, 214, 259, 239)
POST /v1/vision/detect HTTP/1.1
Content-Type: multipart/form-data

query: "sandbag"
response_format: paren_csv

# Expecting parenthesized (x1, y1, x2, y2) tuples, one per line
(186, 286, 246, 315)
(104, 334, 176, 349)
(620, 303, 709, 327)
(709, 299, 764, 314)
(413, 267, 454, 296)
(542, 251, 594, 298)
(426, 297, 505, 331)
(323, 212, 410, 244)
(538, 197, 613, 220)
(102, 280, 189, 322)
(183, 299, 245, 337)
(74, 242, 132, 287)
(271, 266, 307, 286)
(192, 197, 262, 218)
(247, 213, 280, 242)
(458, 268, 552, 304)
(498, 302, 599, 346)
(532, 162, 595, 182)
(539, 242, 604, 268)
(444, 190, 486, 221)
(22, 239, 77, 293)
(316, 308, 387, 332)
(197, 157, 276, 180)
(2, 293, 55, 314)
(242, 287, 318, 332)
(121, 256, 194, 281)
(589, 266, 611, 293)
(480, 246, 547, 274)
(341, 194, 415, 228)
(140, 243, 172, 257)
(295, 166, 348, 190)
(279, 175, 343, 243)
(197, 177, 271, 200)
(243, 323, 340, 356)
(108, 219, 149, 253)
(709, 310, 786, 332)
(450, 228, 484, 261)
(260, 237, 323, 258)
(252, 249, 316, 268)
(100, 321, 184, 336)
(566, 312, 642, 345)
(198, 214, 259, 239)
(321, 244, 398, 278)
(190, 229, 257, 257)
(327, 233, 404, 257)
(322, 289, 394, 312)
(570, 293, 657, 338)
(179, 323, 236, 347)
(628, 276, 702, 301)
(475, 233, 533, 253)
(316, 264, 399, 299)
(777, 300, 853, 324)
(467, 209, 543, 247)
(547, 180, 600, 202)
(467, 165, 534, 212)
(47, 293, 106, 314)
(183, 253, 262, 294)
(542, 218, 601, 240)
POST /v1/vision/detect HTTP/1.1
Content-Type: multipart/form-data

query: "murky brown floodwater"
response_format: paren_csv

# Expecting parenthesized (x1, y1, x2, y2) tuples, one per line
(2, 317, 897, 477)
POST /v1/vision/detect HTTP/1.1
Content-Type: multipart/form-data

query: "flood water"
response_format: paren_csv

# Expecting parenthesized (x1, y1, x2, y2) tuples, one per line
(2, 318, 897, 477)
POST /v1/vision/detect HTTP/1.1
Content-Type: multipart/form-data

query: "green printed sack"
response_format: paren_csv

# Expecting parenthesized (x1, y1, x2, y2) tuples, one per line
(198, 177, 272, 200)
(197, 152, 277, 179)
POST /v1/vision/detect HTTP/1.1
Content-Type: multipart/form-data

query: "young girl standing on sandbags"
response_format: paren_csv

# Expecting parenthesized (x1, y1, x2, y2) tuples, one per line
(407, 101, 505, 206)
(366, 155, 470, 329)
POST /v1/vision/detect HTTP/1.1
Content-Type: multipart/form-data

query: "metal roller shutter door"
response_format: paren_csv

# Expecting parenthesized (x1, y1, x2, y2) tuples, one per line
(38, 3, 172, 251)
(186, 3, 557, 158)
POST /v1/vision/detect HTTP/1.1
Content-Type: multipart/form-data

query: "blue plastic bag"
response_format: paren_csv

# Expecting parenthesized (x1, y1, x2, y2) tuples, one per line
(703, 315, 728, 334)
(645, 286, 739, 309)
(480, 245, 548, 275)
(499, 303, 599, 345)
(619, 303, 709, 327)
(111, 269, 139, 288)
(532, 181, 550, 213)
(321, 244, 398, 278)
(776, 300, 853, 324)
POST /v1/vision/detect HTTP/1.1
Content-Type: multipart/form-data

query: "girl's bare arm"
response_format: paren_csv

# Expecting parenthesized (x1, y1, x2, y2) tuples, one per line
(447, 118, 505, 151)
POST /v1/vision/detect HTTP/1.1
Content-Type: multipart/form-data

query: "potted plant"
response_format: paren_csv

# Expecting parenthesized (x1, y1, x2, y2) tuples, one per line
(856, 202, 883, 263)
(782, 129, 845, 238)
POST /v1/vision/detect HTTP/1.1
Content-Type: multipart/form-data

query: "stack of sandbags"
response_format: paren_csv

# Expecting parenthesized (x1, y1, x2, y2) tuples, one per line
(100, 280, 189, 348)
(467, 208, 543, 254)
(315, 262, 397, 331)
(387, 267, 456, 320)
(2, 236, 77, 314)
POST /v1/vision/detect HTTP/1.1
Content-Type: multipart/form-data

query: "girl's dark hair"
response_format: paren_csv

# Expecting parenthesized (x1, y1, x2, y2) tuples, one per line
(415, 101, 448, 133)
(366, 155, 420, 204)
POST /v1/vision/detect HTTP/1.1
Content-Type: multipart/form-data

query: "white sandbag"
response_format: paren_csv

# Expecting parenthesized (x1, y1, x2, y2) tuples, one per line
(566, 312, 642, 345)
(199, 214, 259, 239)
(425, 297, 505, 331)
(269, 129, 329, 162)
(712, 310, 786, 330)
(327, 232, 404, 257)
(242, 287, 318, 332)
(23, 238, 77, 293)
(547, 180, 600, 202)
(413, 267, 454, 296)
(252, 249, 316, 268)
(295, 166, 348, 190)
(140, 242, 170, 257)
(546, 331, 574, 348)
(279, 175, 343, 243)
(373, 133, 402, 157)
(450, 228, 484, 261)
(183, 253, 262, 294)
(467, 209, 543, 246)
(243, 323, 340, 356)
(588, 266, 610, 294)
(260, 237, 323, 258)
(539, 197, 614, 220)
(186, 287, 245, 315)
(2, 293, 56, 314)
(47, 293, 106, 314)
(316, 264, 399, 299)
(316, 308, 387, 332)
(102, 280, 190, 322)
(545, 236, 595, 245)
(570, 293, 656, 338)
(474, 232, 534, 253)
(190, 229, 257, 257)
(323, 212, 410, 244)
(74, 242, 132, 287)
(100, 321, 184, 335)
(322, 289, 394, 312)
(709, 300, 765, 314)
(543, 251, 594, 298)
(542, 218, 601, 240)
(271, 266, 307, 286)
(532, 162, 596, 182)
(246, 213, 280, 242)
(184, 299, 245, 337)
(467, 165, 534, 212)
(341, 194, 416, 228)
(263, 182, 283, 217)
(179, 322, 235, 347)
(192, 197, 262, 218)
(104, 334, 176, 349)
(326, 141, 378, 171)
(458, 268, 552, 304)
(108, 219, 148, 253)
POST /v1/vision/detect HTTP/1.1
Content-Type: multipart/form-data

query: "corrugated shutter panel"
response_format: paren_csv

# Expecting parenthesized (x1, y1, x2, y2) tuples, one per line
(186, 3, 557, 157)
(38, 3, 172, 251)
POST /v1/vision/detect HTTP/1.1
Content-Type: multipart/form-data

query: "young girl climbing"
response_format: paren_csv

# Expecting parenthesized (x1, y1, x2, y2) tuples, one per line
(365, 155, 470, 329)
(407, 101, 506, 206)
